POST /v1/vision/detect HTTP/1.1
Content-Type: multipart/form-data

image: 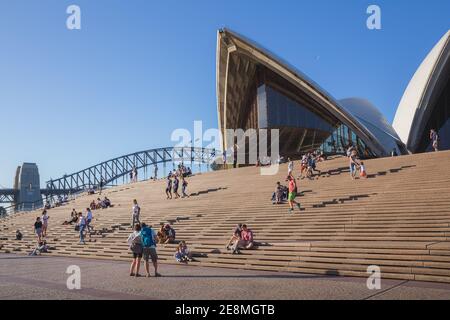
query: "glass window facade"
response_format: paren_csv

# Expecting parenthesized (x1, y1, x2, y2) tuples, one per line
(264, 85, 335, 133)
(319, 124, 376, 158)
(418, 76, 450, 152)
(255, 83, 376, 157)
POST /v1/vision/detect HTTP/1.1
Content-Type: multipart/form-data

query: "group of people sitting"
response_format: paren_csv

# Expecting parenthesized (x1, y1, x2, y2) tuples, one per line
(89, 197, 112, 210)
(156, 224, 177, 244)
(225, 224, 255, 254)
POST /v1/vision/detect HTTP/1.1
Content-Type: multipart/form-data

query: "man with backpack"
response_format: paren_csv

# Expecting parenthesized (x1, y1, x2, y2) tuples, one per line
(141, 223, 161, 277)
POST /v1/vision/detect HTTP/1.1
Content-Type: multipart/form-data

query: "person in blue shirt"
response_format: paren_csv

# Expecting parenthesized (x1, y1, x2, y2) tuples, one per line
(77, 212, 86, 244)
(140, 223, 161, 277)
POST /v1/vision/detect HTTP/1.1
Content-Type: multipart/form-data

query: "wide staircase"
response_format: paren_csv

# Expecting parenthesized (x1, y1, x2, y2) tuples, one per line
(2, 151, 450, 283)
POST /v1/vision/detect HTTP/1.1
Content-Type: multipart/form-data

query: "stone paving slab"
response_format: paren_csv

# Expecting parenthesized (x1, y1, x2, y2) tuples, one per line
(0, 254, 450, 300)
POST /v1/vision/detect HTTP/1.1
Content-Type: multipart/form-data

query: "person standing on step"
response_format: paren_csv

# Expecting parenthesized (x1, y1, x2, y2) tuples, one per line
(34, 217, 43, 243)
(86, 207, 93, 234)
(41, 210, 49, 238)
(173, 175, 180, 199)
(165, 175, 173, 199)
(141, 223, 161, 277)
(181, 177, 189, 198)
(153, 165, 158, 181)
(127, 224, 143, 277)
(287, 158, 294, 176)
(77, 212, 87, 245)
(287, 175, 301, 213)
(349, 149, 360, 180)
(131, 199, 141, 228)
(430, 129, 439, 152)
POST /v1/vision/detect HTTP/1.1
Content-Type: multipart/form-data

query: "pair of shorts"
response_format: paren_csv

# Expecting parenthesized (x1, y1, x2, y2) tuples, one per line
(350, 163, 356, 173)
(132, 252, 143, 259)
(143, 247, 158, 262)
(35, 228, 42, 236)
(288, 192, 296, 201)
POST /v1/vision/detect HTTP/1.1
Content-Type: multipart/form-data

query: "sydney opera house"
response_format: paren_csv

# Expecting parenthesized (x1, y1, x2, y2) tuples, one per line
(216, 28, 450, 159)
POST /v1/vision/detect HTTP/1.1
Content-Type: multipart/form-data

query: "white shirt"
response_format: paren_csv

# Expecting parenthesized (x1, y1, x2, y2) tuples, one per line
(42, 214, 49, 224)
(288, 161, 294, 172)
(132, 204, 140, 217)
(127, 231, 141, 246)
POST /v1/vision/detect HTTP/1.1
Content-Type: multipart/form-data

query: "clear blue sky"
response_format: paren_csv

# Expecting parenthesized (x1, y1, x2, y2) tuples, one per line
(0, 0, 449, 187)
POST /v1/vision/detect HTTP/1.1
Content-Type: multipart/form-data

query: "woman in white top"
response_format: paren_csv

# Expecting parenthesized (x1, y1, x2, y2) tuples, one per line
(41, 210, 49, 237)
(127, 223, 143, 277)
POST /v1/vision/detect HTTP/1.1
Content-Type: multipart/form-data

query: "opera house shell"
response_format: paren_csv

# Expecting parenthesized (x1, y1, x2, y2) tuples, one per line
(393, 30, 450, 153)
(216, 28, 407, 159)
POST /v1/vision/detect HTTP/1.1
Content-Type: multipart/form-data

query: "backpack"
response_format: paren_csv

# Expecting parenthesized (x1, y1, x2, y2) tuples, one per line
(141, 227, 156, 248)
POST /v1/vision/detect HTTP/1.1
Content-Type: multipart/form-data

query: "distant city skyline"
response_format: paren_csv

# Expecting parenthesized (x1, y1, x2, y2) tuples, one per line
(1, 0, 449, 187)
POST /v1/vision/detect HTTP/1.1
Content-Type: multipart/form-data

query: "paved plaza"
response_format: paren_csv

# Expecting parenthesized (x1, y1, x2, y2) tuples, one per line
(1, 254, 450, 300)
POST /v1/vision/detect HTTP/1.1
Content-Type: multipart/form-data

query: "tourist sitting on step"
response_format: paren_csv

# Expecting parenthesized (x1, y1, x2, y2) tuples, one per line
(29, 240, 49, 256)
(15, 230, 23, 241)
(229, 224, 254, 254)
(157, 224, 176, 244)
(174, 241, 193, 263)
(90, 200, 96, 211)
(44, 202, 51, 210)
(63, 210, 79, 225)
(272, 182, 288, 204)
(103, 197, 112, 208)
(225, 224, 242, 251)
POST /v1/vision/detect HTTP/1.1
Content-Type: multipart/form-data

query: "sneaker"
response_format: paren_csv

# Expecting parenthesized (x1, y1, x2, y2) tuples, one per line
(288, 208, 293, 214)
(130, 273, 135, 277)
(135, 274, 141, 278)
(155, 272, 161, 277)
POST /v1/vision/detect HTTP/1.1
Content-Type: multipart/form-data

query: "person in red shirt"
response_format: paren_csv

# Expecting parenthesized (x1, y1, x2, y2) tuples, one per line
(287, 175, 301, 213)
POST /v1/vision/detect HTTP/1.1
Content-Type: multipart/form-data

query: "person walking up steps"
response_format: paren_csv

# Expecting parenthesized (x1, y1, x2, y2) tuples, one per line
(131, 199, 141, 228)
(141, 223, 161, 277)
(86, 208, 93, 235)
(34, 217, 43, 243)
(173, 175, 180, 199)
(41, 210, 49, 238)
(181, 177, 189, 198)
(165, 175, 173, 199)
(287, 158, 294, 176)
(287, 175, 301, 214)
(77, 212, 87, 245)
(430, 129, 439, 152)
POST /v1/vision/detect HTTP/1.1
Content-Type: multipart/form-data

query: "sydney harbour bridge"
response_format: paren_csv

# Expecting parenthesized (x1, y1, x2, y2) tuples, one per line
(0, 147, 216, 215)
